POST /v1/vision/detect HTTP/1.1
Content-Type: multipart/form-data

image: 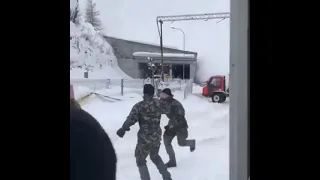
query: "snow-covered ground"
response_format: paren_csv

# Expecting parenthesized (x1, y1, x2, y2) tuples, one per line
(70, 67, 131, 79)
(76, 84, 229, 180)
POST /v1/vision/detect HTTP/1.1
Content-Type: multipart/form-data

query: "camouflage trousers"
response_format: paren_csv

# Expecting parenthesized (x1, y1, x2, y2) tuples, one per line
(163, 128, 193, 163)
(164, 128, 189, 146)
(135, 141, 162, 166)
(135, 140, 171, 180)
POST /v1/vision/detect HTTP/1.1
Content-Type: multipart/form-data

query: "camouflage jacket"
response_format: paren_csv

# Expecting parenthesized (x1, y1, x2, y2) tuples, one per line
(163, 97, 188, 129)
(121, 95, 169, 144)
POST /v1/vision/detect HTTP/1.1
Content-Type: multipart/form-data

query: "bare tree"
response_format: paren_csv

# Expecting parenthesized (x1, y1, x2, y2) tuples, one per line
(85, 0, 103, 30)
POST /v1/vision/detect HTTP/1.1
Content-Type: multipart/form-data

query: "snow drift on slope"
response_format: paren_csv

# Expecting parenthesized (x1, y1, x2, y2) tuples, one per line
(70, 19, 131, 79)
(70, 19, 116, 69)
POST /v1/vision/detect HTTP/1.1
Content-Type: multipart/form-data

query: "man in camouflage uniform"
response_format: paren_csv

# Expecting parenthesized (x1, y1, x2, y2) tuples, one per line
(116, 84, 172, 180)
(160, 88, 196, 168)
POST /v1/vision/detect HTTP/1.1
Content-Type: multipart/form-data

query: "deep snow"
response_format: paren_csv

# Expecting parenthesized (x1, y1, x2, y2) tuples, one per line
(76, 85, 229, 180)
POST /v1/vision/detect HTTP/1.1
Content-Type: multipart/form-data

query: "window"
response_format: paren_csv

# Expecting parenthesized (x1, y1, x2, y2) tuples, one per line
(210, 77, 221, 87)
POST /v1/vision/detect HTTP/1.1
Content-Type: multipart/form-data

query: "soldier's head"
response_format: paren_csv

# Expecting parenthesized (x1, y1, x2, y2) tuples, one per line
(160, 88, 173, 99)
(143, 84, 155, 96)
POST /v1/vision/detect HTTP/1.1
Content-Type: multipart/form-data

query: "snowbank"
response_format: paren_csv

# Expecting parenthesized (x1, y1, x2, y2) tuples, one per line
(70, 20, 131, 79)
(133, 52, 195, 58)
(70, 3, 130, 79)
(72, 85, 92, 100)
(70, 66, 131, 79)
(70, 20, 117, 69)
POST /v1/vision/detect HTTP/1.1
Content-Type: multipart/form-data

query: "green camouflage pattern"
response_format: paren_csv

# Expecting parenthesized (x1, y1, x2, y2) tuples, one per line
(135, 141, 161, 165)
(164, 98, 188, 129)
(122, 95, 169, 145)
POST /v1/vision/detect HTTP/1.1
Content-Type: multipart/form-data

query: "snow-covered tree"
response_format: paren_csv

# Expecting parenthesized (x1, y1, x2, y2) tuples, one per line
(70, 0, 80, 23)
(85, 0, 103, 30)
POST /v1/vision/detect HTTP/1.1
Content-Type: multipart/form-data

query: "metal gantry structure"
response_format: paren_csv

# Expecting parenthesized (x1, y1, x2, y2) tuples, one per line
(156, 12, 230, 81)
(156, 12, 230, 23)
(157, 11, 249, 180)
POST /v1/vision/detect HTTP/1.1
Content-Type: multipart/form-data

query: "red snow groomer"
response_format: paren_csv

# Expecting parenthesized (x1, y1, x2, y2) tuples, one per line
(202, 75, 229, 103)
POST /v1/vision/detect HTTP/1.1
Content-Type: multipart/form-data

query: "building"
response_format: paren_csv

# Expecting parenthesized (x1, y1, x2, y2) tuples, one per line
(105, 36, 198, 79)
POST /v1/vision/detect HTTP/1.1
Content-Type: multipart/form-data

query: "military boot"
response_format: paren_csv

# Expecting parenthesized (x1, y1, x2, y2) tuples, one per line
(165, 144, 177, 168)
(138, 165, 150, 180)
(165, 160, 177, 168)
(188, 139, 196, 152)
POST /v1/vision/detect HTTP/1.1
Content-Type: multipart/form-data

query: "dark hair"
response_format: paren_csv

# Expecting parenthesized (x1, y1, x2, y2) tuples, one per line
(162, 88, 173, 97)
(143, 84, 155, 96)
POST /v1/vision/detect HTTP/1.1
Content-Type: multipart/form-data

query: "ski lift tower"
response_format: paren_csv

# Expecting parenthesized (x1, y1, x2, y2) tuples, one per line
(156, 12, 230, 81)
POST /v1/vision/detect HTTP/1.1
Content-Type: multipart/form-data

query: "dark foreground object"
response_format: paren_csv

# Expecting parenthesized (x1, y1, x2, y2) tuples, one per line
(70, 108, 117, 180)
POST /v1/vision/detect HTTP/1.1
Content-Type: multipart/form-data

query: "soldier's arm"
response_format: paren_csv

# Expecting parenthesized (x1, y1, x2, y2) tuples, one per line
(176, 103, 185, 117)
(159, 100, 170, 114)
(121, 103, 140, 131)
(168, 103, 185, 127)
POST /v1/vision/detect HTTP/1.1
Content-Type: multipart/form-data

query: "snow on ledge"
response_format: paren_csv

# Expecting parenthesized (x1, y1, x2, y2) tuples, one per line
(105, 36, 179, 49)
(133, 52, 195, 58)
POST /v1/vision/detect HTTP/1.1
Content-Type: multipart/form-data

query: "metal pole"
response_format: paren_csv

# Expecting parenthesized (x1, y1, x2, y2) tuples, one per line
(182, 31, 185, 51)
(183, 64, 185, 79)
(171, 27, 186, 79)
(159, 20, 164, 82)
(230, 0, 248, 178)
(171, 27, 186, 51)
(183, 30, 185, 79)
(151, 67, 155, 86)
(121, 79, 124, 96)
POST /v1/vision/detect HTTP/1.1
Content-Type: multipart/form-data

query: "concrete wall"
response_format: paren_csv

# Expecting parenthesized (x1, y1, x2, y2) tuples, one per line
(117, 58, 140, 78)
(105, 36, 198, 79)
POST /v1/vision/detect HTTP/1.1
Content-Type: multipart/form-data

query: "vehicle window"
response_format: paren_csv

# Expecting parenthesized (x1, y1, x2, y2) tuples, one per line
(210, 78, 221, 87)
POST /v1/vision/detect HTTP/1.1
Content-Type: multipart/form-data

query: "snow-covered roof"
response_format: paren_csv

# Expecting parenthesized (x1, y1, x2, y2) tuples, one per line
(133, 52, 196, 59)
(105, 36, 181, 50)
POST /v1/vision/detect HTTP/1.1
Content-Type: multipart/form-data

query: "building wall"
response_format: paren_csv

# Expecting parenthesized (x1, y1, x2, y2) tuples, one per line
(105, 36, 198, 79)
(117, 58, 140, 78)
(190, 62, 197, 79)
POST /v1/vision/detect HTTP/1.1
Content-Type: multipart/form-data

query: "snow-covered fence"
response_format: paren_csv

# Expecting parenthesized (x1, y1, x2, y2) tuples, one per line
(183, 79, 194, 99)
(143, 78, 185, 91)
(70, 78, 191, 96)
(70, 79, 110, 92)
